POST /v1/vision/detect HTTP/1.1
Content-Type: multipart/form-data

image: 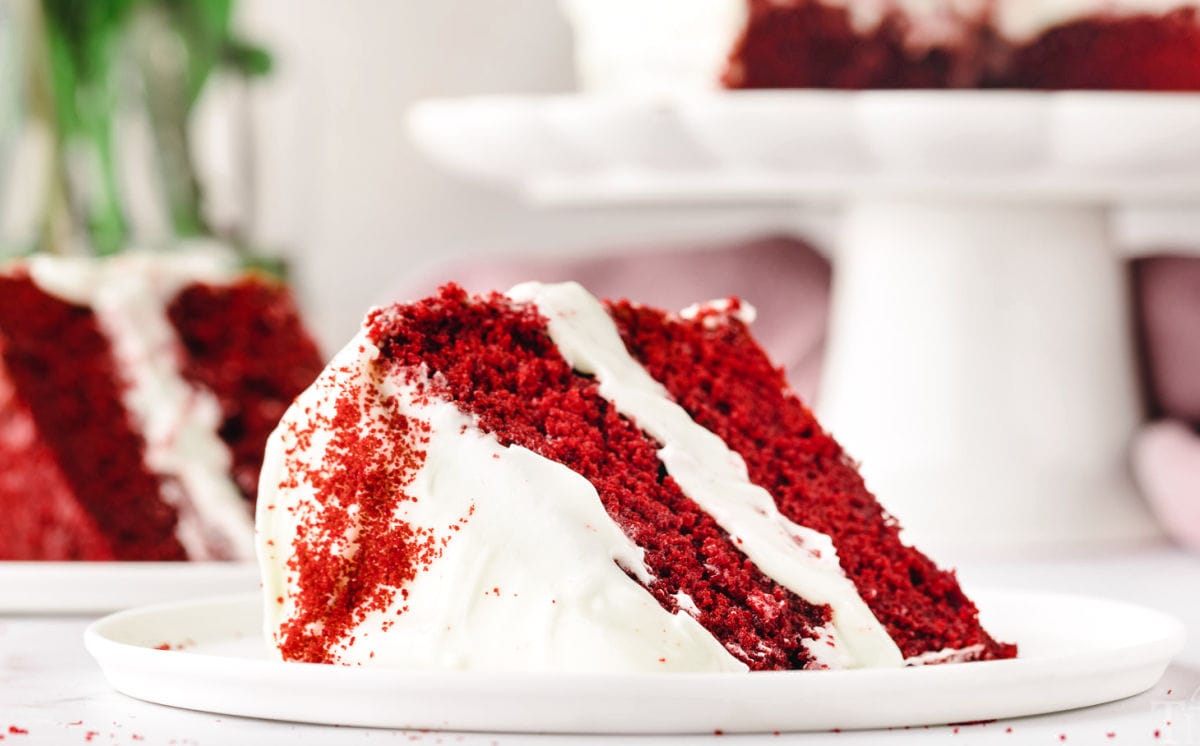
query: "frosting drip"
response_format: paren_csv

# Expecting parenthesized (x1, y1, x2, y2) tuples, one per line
(507, 281, 903, 669)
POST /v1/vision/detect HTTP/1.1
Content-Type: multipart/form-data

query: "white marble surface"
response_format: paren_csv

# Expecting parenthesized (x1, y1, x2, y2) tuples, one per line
(2, 548, 1197, 745)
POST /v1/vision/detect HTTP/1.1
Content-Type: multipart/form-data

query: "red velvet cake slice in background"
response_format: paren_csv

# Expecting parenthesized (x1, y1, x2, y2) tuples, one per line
(0, 250, 323, 561)
(258, 282, 1014, 671)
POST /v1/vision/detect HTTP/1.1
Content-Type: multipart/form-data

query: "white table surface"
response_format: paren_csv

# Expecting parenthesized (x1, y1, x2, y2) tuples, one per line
(2, 547, 1197, 746)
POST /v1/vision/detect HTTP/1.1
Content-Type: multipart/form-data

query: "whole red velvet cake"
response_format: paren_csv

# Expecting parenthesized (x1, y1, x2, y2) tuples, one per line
(258, 282, 1015, 672)
(0, 251, 323, 561)
(728, 0, 1200, 89)
(562, 0, 1200, 92)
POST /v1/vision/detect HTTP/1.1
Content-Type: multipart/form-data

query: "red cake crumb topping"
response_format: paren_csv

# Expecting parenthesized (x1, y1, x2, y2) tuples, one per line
(607, 299, 1015, 661)
(275, 368, 448, 663)
(365, 285, 832, 670)
(0, 274, 184, 560)
(168, 278, 324, 502)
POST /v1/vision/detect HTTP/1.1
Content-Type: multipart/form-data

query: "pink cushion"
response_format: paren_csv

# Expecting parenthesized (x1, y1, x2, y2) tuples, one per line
(1135, 255, 1200, 421)
(1134, 420, 1200, 551)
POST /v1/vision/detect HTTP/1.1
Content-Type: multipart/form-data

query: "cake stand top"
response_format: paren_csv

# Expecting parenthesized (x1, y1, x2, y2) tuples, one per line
(408, 91, 1200, 206)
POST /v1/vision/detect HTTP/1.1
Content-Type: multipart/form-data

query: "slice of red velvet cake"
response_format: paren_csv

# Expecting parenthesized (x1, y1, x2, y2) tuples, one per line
(0, 250, 324, 561)
(258, 282, 1015, 671)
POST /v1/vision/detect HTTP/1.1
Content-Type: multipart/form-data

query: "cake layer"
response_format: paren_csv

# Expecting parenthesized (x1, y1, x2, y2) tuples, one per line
(0, 339, 125, 560)
(999, 8, 1200, 89)
(168, 279, 325, 503)
(608, 297, 1016, 661)
(259, 283, 1015, 671)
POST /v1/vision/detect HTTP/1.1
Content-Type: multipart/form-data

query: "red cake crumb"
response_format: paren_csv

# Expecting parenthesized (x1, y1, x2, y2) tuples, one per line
(168, 278, 324, 502)
(275, 372, 443, 663)
(0, 274, 184, 560)
(6, 727, 25, 735)
(609, 298, 1016, 662)
(365, 285, 832, 670)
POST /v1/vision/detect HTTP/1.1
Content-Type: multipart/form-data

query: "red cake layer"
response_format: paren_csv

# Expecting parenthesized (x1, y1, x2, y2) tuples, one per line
(0, 274, 186, 560)
(168, 278, 325, 502)
(0, 352, 115, 559)
(366, 285, 833, 671)
(609, 300, 1015, 661)
(999, 9, 1200, 90)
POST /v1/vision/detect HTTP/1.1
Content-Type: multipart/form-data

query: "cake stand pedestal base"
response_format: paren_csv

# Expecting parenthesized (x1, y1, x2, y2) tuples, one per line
(818, 200, 1160, 556)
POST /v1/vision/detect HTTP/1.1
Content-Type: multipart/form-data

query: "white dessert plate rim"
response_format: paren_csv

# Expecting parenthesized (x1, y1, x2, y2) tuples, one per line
(84, 588, 1185, 733)
(0, 561, 259, 614)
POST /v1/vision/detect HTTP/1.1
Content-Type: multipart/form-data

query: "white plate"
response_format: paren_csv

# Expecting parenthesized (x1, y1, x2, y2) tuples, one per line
(1, 562, 259, 614)
(84, 589, 1185, 734)
(407, 91, 1200, 204)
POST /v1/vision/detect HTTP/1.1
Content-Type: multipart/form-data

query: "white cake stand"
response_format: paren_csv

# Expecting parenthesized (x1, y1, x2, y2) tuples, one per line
(408, 91, 1200, 558)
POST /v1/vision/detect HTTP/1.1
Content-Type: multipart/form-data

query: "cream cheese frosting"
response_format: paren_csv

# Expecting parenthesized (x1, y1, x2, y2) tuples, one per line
(23, 250, 255, 560)
(257, 332, 747, 672)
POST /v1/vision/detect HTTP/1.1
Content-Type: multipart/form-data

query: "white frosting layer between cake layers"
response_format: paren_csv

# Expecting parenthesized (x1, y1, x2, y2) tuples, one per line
(508, 281, 904, 670)
(257, 332, 748, 673)
(24, 250, 255, 560)
(561, 0, 1198, 92)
